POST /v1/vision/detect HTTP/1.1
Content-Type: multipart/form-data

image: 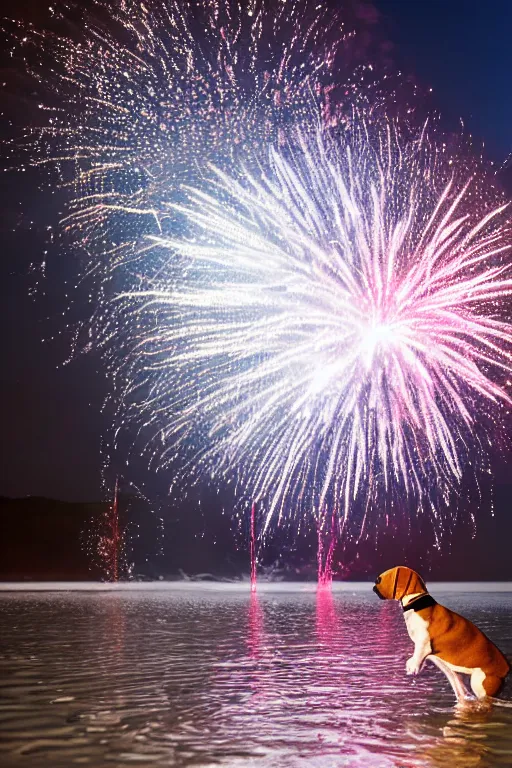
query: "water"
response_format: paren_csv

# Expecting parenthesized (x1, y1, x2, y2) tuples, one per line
(1, 584, 511, 767)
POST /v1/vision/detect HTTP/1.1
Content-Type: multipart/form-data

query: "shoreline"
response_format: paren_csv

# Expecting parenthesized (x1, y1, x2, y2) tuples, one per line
(1, 580, 512, 593)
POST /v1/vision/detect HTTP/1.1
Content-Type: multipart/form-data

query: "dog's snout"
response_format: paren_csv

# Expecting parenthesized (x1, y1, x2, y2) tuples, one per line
(373, 576, 385, 600)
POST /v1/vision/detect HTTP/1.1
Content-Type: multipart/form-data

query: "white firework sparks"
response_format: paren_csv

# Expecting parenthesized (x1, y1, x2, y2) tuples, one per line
(111, 122, 512, 532)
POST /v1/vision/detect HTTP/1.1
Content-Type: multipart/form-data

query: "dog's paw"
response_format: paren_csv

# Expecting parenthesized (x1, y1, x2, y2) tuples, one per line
(406, 657, 421, 676)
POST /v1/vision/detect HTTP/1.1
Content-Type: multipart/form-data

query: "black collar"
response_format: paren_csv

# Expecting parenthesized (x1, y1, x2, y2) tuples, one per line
(402, 594, 437, 613)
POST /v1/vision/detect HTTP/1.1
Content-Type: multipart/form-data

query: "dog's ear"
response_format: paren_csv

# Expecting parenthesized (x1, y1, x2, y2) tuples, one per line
(395, 567, 427, 600)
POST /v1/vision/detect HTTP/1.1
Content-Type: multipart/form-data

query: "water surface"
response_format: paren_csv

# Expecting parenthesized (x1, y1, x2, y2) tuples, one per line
(1, 585, 511, 767)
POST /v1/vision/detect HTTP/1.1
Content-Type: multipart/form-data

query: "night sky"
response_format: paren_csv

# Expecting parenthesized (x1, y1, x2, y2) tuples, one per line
(1, 1, 511, 577)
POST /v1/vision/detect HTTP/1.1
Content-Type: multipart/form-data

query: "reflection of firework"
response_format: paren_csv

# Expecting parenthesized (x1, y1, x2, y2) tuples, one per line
(111, 124, 511, 532)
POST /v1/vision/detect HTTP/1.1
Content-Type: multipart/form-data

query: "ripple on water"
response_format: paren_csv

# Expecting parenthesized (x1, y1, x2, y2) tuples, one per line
(0, 587, 511, 767)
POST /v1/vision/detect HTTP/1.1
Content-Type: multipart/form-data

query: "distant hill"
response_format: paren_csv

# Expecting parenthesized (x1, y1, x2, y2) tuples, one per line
(0, 496, 105, 580)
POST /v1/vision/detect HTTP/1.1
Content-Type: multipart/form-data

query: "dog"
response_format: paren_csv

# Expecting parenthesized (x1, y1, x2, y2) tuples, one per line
(373, 566, 510, 704)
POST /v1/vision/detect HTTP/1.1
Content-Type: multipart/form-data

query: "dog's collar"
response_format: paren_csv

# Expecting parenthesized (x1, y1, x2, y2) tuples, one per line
(402, 594, 437, 613)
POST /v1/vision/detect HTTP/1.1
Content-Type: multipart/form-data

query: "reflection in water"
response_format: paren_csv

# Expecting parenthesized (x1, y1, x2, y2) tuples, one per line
(246, 591, 267, 707)
(0, 587, 511, 767)
(248, 589, 265, 660)
(316, 586, 337, 649)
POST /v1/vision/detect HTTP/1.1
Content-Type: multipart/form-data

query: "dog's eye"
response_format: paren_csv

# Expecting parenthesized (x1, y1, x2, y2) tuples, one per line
(375, 576, 381, 584)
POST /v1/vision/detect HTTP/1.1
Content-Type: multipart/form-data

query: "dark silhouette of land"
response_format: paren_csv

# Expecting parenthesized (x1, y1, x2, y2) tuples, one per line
(0, 496, 104, 580)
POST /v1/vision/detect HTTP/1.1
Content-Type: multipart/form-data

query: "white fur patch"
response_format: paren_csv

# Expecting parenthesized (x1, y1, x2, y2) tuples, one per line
(470, 668, 487, 698)
(404, 610, 431, 647)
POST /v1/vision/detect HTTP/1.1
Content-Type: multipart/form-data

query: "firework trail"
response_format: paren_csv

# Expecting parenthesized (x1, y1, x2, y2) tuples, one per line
(110, 122, 512, 532)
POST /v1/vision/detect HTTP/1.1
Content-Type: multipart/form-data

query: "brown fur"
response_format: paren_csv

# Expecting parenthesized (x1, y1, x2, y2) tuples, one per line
(419, 601, 509, 677)
(374, 566, 510, 696)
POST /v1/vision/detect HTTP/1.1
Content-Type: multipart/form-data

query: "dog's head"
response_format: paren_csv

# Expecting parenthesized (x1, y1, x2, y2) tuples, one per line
(373, 566, 427, 601)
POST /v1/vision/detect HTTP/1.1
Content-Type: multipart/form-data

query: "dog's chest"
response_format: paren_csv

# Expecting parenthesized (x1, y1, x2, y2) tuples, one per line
(404, 610, 430, 642)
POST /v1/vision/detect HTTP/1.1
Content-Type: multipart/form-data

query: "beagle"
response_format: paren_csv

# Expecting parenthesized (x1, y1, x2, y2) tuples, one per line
(373, 566, 510, 703)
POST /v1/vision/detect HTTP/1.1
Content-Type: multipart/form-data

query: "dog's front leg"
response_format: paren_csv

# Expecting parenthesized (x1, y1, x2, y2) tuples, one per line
(405, 616, 432, 676)
(406, 645, 431, 675)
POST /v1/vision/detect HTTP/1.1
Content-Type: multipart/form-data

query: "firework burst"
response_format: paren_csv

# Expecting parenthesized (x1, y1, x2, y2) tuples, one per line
(110, 122, 512, 532)
(6, 1, 511, 536)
